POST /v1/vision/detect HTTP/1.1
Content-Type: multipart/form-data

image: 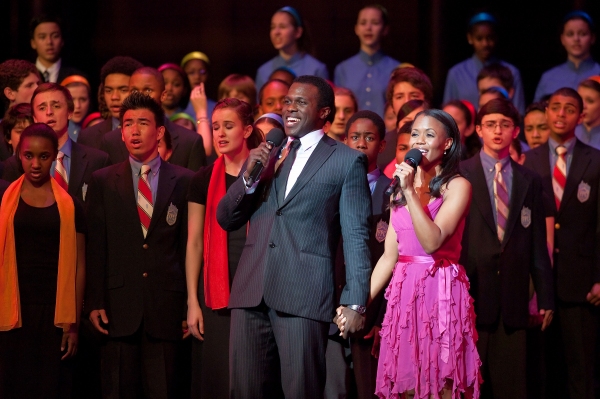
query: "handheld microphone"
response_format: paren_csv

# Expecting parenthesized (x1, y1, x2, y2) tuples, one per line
(384, 148, 423, 196)
(246, 128, 287, 187)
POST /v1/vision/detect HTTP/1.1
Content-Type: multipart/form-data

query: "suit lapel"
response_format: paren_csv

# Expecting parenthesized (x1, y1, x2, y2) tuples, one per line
(560, 140, 591, 214)
(115, 162, 142, 238)
(280, 136, 336, 207)
(68, 143, 87, 199)
(165, 120, 180, 158)
(470, 154, 497, 236)
(501, 161, 529, 249)
(372, 173, 390, 215)
(147, 161, 177, 236)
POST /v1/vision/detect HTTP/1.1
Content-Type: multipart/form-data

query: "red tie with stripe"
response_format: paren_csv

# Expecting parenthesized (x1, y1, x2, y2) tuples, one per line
(552, 145, 567, 209)
(54, 151, 69, 191)
(137, 165, 153, 238)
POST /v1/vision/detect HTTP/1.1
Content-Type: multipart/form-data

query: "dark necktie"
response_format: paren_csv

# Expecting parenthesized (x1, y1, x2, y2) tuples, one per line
(277, 139, 300, 203)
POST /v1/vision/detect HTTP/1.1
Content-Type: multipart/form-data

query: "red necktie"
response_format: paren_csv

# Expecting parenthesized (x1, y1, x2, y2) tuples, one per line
(552, 145, 567, 209)
(137, 165, 153, 238)
(54, 151, 69, 191)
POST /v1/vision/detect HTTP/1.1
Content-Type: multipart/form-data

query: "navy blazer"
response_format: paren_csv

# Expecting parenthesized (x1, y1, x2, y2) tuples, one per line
(217, 135, 373, 323)
(460, 154, 554, 329)
(78, 118, 113, 150)
(524, 140, 600, 303)
(85, 160, 194, 340)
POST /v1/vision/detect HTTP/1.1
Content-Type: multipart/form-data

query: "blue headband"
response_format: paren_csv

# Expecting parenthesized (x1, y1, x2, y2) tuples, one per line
(256, 113, 284, 127)
(488, 86, 510, 99)
(278, 6, 303, 28)
(564, 10, 595, 30)
(469, 12, 497, 27)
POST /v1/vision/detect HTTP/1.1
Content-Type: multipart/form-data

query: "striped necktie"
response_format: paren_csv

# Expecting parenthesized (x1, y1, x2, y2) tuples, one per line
(494, 162, 509, 242)
(137, 165, 153, 238)
(552, 145, 567, 209)
(54, 151, 69, 191)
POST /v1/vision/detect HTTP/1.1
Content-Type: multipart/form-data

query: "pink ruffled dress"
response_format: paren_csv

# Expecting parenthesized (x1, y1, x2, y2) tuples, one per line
(376, 197, 482, 399)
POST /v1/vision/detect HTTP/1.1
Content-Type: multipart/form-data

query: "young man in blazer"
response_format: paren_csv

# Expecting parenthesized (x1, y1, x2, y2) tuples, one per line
(3, 83, 109, 204)
(524, 88, 600, 399)
(78, 56, 144, 149)
(99, 67, 206, 171)
(460, 98, 554, 399)
(217, 75, 372, 399)
(86, 91, 194, 398)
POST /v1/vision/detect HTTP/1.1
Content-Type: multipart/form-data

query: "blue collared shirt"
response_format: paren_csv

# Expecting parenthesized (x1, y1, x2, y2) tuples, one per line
(255, 52, 329, 94)
(547, 136, 576, 175)
(367, 168, 381, 195)
(129, 154, 161, 204)
(111, 117, 120, 131)
(534, 58, 600, 102)
(51, 138, 73, 180)
(480, 150, 513, 226)
(575, 123, 600, 150)
(68, 120, 81, 142)
(334, 50, 400, 116)
(443, 55, 525, 114)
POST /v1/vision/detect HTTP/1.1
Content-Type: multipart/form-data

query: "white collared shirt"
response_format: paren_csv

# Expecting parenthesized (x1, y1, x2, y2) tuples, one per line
(36, 58, 61, 83)
(284, 129, 324, 197)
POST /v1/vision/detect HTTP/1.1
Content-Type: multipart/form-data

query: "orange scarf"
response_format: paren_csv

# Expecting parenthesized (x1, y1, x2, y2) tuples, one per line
(203, 156, 230, 310)
(0, 175, 77, 331)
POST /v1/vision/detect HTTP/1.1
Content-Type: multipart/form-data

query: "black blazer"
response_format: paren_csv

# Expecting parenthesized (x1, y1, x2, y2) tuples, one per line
(460, 154, 554, 329)
(2, 141, 109, 204)
(524, 140, 600, 303)
(78, 118, 113, 150)
(84, 160, 194, 340)
(38, 63, 83, 84)
(217, 135, 373, 323)
(99, 119, 207, 171)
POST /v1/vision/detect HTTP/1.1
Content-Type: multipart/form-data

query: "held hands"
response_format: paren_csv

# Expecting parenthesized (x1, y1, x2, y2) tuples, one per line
(61, 324, 79, 360)
(187, 302, 205, 341)
(334, 306, 365, 339)
(393, 162, 416, 193)
(586, 283, 600, 306)
(190, 83, 208, 115)
(243, 142, 273, 181)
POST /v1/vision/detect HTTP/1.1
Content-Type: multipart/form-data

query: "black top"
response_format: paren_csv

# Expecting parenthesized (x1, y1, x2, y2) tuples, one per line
(15, 196, 86, 305)
(187, 164, 246, 287)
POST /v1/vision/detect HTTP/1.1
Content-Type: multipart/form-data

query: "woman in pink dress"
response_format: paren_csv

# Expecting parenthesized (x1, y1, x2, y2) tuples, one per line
(339, 109, 482, 399)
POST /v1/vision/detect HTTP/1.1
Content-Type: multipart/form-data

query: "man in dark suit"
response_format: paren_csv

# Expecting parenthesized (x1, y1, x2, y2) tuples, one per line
(86, 91, 193, 398)
(459, 98, 554, 399)
(99, 67, 206, 171)
(217, 76, 372, 399)
(78, 56, 144, 149)
(30, 15, 83, 84)
(3, 83, 109, 204)
(524, 88, 600, 399)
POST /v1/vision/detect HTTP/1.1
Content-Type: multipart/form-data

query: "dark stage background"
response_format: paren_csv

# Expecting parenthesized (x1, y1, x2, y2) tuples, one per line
(2, 0, 599, 108)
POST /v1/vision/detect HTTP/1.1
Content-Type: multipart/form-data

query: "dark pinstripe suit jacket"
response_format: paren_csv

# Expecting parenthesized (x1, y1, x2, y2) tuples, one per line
(217, 134, 373, 323)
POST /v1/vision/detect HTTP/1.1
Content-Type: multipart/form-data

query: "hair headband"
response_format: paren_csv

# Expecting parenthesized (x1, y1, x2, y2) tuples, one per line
(277, 6, 303, 28)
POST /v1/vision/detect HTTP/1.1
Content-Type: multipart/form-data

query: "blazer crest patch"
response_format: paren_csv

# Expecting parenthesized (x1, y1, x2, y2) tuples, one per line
(166, 202, 178, 226)
(578, 181, 591, 203)
(521, 206, 531, 228)
(376, 219, 388, 243)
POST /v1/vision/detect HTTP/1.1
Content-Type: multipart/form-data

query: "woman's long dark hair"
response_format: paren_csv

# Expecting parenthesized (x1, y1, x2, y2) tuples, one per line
(391, 109, 463, 208)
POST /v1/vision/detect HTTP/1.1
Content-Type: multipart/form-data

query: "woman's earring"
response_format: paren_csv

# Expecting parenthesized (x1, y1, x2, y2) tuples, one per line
(444, 150, 447, 155)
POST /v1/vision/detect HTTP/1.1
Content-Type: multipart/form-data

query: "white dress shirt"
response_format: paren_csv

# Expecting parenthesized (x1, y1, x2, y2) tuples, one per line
(284, 129, 324, 197)
(36, 58, 61, 83)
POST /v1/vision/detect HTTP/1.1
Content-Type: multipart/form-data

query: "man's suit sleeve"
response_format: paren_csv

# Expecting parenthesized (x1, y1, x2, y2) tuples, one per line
(84, 172, 107, 312)
(530, 173, 555, 311)
(339, 154, 372, 306)
(216, 174, 258, 232)
(187, 134, 207, 172)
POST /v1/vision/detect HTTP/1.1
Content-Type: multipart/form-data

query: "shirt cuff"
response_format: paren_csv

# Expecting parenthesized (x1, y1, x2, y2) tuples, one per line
(242, 176, 260, 194)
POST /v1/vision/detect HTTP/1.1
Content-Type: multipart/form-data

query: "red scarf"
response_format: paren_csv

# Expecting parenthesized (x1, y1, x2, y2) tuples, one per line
(203, 156, 230, 309)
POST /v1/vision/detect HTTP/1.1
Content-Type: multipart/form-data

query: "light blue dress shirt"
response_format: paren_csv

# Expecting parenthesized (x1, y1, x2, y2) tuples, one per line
(255, 52, 329, 93)
(129, 154, 161, 204)
(534, 58, 600, 102)
(51, 138, 73, 180)
(480, 150, 513, 226)
(443, 55, 525, 114)
(334, 50, 400, 116)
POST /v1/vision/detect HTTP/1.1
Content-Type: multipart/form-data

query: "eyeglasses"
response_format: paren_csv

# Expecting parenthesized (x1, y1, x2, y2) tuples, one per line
(481, 121, 515, 130)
